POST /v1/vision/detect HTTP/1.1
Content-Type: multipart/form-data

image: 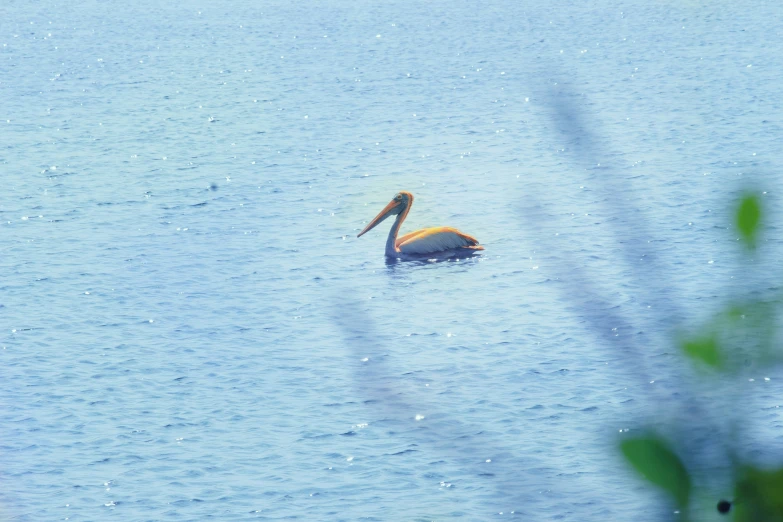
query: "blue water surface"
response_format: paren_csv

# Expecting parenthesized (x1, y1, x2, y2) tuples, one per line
(3, 0, 783, 520)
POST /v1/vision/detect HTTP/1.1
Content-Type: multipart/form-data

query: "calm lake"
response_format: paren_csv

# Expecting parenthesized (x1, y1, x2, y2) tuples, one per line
(3, 0, 782, 519)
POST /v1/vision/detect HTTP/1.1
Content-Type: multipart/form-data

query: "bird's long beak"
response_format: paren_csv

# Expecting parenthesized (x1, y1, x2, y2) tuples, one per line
(357, 199, 400, 237)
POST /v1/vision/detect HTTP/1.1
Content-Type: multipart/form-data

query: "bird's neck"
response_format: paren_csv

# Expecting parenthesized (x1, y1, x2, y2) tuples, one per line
(385, 203, 410, 257)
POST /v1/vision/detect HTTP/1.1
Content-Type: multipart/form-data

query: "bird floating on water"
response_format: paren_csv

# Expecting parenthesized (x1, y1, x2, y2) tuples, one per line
(357, 191, 484, 258)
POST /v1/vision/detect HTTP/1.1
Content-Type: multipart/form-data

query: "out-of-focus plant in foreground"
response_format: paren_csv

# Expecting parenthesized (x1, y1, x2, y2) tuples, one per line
(620, 193, 783, 521)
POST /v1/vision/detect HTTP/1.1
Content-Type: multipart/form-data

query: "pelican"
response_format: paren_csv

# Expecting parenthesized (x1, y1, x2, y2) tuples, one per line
(357, 191, 484, 258)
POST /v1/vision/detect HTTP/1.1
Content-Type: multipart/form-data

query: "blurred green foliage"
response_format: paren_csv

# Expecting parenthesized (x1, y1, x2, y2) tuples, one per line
(682, 333, 721, 369)
(620, 192, 783, 520)
(733, 466, 783, 521)
(620, 436, 691, 509)
(679, 299, 780, 372)
(737, 194, 761, 249)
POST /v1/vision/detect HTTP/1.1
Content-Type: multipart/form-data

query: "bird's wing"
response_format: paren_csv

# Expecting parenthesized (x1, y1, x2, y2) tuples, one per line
(397, 227, 483, 254)
(395, 229, 428, 246)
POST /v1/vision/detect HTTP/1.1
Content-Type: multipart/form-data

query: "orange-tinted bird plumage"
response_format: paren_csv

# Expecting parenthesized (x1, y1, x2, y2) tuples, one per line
(357, 191, 484, 258)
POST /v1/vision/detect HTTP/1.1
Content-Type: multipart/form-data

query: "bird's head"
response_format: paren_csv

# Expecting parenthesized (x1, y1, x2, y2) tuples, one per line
(357, 191, 413, 237)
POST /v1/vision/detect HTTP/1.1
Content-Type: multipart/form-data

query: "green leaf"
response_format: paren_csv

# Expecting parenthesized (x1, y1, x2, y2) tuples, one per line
(733, 466, 783, 521)
(681, 334, 722, 368)
(620, 436, 691, 508)
(736, 194, 761, 248)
